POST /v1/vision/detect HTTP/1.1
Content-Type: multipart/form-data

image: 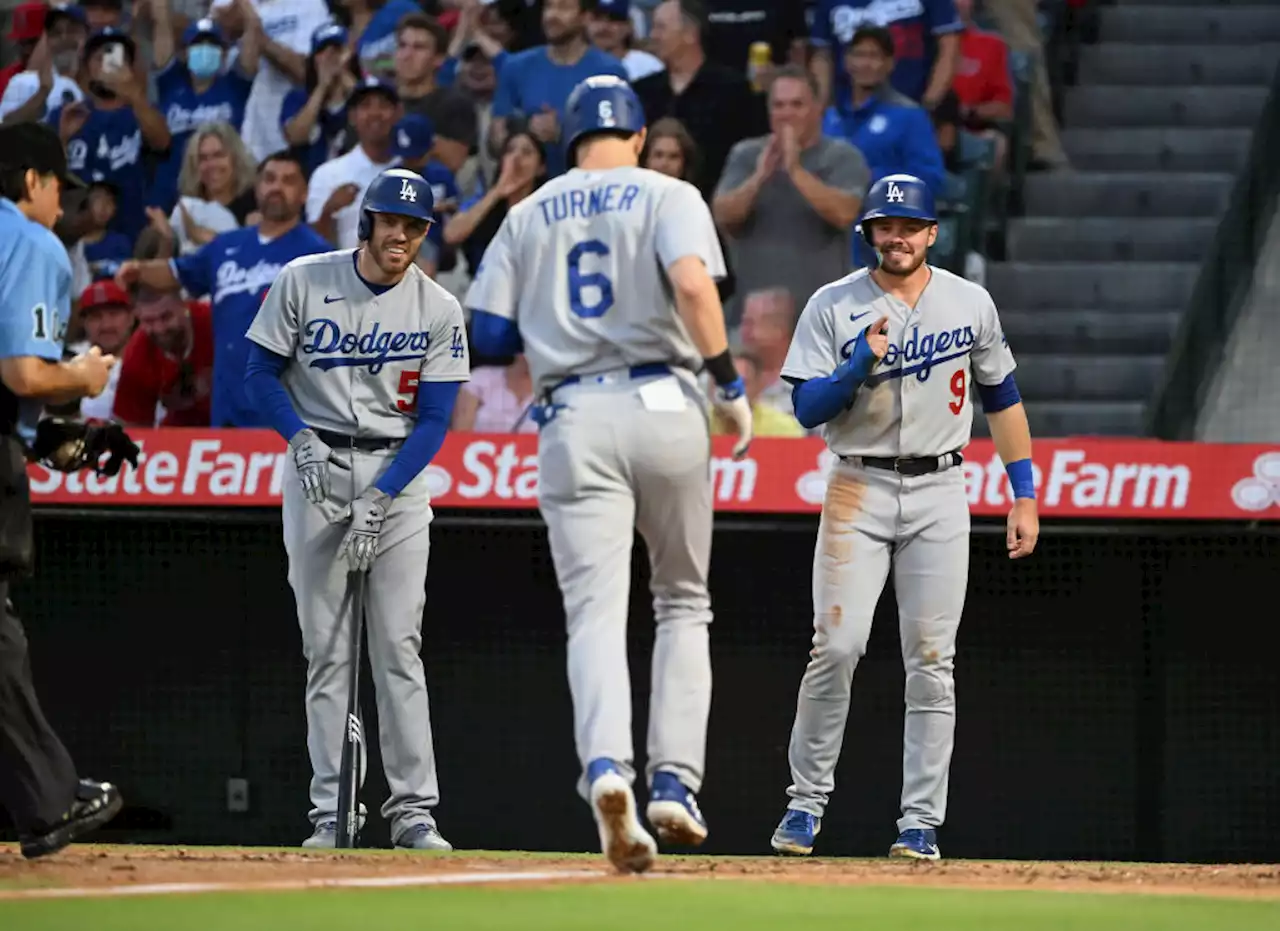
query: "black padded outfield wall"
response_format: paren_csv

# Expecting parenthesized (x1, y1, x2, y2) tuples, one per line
(2, 508, 1277, 864)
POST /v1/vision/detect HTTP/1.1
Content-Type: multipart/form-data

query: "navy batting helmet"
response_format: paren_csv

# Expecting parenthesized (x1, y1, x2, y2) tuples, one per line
(357, 168, 435, 241)
(562, 74, 646, 162)
(858, 173, 936, 248)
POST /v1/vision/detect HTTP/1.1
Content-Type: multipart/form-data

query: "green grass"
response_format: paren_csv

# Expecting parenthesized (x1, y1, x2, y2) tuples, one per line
(3, 881, 1277, 931)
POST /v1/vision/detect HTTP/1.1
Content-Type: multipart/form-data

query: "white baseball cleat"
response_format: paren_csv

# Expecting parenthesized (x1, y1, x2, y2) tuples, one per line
(590, 771, 658, 874)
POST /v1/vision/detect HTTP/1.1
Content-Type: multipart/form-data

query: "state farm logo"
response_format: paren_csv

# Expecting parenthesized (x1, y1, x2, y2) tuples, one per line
(1231, 452, 1280, 512)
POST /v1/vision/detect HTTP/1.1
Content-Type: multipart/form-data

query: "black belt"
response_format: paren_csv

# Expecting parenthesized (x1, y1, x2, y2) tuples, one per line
(315, 429, 402, 452)
(844, 450, 964, 476)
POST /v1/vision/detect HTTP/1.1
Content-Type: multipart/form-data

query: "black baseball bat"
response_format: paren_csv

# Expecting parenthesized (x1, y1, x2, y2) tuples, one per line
(335, 569, 367, 849)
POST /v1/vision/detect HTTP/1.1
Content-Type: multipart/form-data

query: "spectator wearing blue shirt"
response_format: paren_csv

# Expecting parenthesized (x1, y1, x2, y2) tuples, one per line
(809, 0, 961, 111)
(336, 0, 424, 80)
(490, 0, 628, 178)
(72, 181, 132, 280)
(115, 151, 331, 427)
(148, 6, 259, 214)
(281, 24, 361, 178)
(48, 27, 171, 244)
(822, 27, 945, 268)
(389, 113, 459, 279)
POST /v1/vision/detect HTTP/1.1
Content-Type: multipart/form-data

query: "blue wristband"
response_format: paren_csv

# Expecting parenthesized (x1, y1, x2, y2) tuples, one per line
(1006, 458, 1035, 500)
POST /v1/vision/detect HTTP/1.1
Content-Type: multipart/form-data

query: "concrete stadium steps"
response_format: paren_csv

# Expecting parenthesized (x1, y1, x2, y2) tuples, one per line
(999, 309, 1182, 355)
(1060, 128, 1253, 172)
(1022, 172, 1232, 217)
(1078, 43, 1280, 85)
(1010, 354, 1168, 401)
(971, 401, 1150, 438)
(986, 262, 1200, 309)
(1006, 217, 1218, 262)
(1099, 5, 1280, 42)
(1064, 85, 1268, 128)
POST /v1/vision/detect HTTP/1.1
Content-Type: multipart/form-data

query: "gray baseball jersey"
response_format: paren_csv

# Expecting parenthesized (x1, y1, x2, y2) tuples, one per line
(781, 267, 1016, 458)
(247, 249, 470, 436)
(463, 166, 726, 396)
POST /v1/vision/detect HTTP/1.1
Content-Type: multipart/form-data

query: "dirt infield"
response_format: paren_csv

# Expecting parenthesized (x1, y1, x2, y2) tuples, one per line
(1, 846, 1278, 899)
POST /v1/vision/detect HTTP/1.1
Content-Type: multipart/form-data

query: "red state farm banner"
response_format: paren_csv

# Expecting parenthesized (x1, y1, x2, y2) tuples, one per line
(26, 430, 1280, 520)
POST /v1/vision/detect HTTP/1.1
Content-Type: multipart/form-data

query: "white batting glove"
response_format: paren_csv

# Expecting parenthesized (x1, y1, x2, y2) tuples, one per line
(336, 488, 391, 573)
(290, 428, 352, 505)
(713, 376, 754, 460)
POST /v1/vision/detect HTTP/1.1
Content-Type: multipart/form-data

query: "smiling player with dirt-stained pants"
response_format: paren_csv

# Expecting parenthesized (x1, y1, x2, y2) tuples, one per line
(245, 167, 469, 852)
(769, 174, 1040, 861)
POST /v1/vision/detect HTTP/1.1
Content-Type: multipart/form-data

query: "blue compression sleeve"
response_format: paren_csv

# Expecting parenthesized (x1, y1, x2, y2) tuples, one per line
(245, 343, 308, 442)
(790, 332, 882, 429)
(469, 309, 523, 357)
(976, 372, 1022, 413)
(374, 381, 461, 498)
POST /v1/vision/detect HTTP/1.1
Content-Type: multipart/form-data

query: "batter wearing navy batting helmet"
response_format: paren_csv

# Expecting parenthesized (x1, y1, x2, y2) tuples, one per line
(244, 167, 470, 851)
(467, 74, 752, 874)
(770, 174, 1039, 860)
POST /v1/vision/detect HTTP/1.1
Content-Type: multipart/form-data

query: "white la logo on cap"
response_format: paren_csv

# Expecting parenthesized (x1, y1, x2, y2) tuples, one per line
(886, 182, 905, 203)
(398, 129, 410, 149)
(399, 179, 417, 202)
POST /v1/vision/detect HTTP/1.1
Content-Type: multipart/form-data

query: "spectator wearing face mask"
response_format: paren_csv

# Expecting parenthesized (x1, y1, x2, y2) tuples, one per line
(47, 27, 172, 243)
(281, 24, 361, 177)
(388, 113, 459, 278)
(211, 0, 334, 162)
(0, 3, 89, 125)
(149, 9, 259, 214)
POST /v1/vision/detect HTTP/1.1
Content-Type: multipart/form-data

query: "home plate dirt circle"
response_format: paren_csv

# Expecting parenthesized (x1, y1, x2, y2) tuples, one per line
(1, 846, 1278, 900)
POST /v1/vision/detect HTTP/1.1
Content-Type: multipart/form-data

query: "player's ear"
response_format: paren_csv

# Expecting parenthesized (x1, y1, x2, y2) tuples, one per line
(631, 128, 647, 160)
(927, 223, 938, 247)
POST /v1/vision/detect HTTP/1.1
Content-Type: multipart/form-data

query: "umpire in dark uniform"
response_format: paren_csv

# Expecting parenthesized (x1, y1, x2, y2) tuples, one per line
(0, 123, 126, 859)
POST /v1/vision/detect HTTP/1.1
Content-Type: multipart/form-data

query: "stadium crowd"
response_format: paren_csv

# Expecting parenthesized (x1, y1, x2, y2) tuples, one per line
(0, 0, 1072, 438)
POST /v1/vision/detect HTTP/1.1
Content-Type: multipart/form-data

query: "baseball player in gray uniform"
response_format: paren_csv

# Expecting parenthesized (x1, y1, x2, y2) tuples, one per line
(466, 75, 753, 874)
(769, 175, 1039, 861)
(244, 168, 469, 851)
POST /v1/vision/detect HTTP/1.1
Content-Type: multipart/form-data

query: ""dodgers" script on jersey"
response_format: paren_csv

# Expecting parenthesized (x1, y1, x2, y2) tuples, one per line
(301, 319, 432, 373)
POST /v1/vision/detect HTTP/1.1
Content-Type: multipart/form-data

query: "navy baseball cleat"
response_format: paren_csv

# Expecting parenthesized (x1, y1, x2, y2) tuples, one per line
(19, 779, 123, 860)
(771, 808, 820, 856)
(645, 771, 708, 847)
(889, 828, 941, 860)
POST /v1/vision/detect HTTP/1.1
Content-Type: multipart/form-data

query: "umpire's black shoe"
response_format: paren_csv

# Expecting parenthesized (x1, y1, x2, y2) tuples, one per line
(19, 779, 123, 859)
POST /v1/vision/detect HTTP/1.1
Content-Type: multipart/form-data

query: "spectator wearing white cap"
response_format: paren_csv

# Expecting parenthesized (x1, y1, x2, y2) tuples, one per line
(47, 26, 171, 243)
(148, 5, 259, 213)
(211, 0, 333, 162)
(388, 113, 459, 278)
(0, 3, 88, 125)
(586, 0, 664, 82)
(281, 23, 361, 177)
(307, 75, 402, 248)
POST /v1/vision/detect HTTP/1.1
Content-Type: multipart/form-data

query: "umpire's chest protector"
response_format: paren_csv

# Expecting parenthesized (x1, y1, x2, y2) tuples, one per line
(0, 432, 34, 580)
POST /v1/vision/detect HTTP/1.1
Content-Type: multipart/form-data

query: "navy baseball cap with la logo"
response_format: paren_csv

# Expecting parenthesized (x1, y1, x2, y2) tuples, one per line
(391, 115, 435, 161)
(347, 74, 399, 108)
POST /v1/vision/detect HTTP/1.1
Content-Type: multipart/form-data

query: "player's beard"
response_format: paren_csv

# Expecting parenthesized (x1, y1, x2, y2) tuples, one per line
(369, 234, 421, 277)
(876, 244, 926, 278)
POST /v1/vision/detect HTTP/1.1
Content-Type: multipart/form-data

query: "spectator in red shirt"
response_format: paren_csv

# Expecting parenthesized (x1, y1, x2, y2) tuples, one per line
(112, 286, 214, 426)
(0, 3, 46, 100)
(950, 0, 1013, 171)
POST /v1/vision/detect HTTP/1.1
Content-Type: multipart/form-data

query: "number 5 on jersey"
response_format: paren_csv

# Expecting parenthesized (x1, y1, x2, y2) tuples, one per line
(568, 239, 614, 319)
